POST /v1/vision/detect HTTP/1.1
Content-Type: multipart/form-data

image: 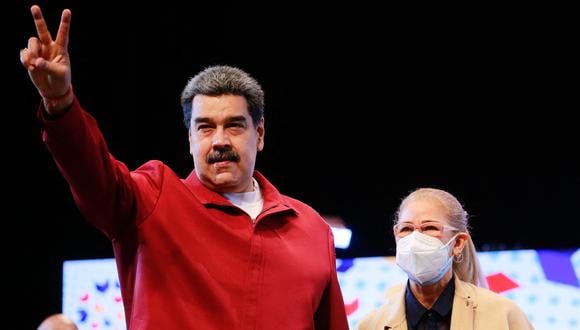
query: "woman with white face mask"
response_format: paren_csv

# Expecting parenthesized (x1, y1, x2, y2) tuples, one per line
(357, 188, 533, 330)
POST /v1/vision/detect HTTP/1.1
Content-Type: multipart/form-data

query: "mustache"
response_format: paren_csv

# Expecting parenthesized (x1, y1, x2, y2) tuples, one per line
(207, 149, 240, 164)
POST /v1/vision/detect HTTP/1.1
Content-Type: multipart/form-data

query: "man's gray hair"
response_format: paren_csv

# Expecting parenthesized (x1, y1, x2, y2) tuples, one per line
(180, 65, 264, 131)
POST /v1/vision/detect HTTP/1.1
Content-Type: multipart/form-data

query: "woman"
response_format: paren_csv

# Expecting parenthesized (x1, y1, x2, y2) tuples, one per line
(357, 188, 533, 329)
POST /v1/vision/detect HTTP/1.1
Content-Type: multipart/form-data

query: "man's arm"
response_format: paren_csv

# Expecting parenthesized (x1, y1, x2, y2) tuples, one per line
(21, 6, 160, 239)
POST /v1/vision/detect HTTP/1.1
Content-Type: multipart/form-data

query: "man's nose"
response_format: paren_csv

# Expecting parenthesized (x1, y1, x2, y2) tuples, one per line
(212, 127, 231, 148)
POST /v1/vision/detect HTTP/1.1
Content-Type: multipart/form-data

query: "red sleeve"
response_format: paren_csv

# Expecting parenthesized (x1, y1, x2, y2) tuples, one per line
(314, 226, 349, 330)
(40, 98, 160, 239)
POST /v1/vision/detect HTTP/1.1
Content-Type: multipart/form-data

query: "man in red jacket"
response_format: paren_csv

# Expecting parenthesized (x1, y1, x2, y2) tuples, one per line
(21, 5, 348, 330)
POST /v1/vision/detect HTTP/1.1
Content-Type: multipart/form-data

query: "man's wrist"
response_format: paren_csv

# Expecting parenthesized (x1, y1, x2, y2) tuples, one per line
(42, 86, 74, 117)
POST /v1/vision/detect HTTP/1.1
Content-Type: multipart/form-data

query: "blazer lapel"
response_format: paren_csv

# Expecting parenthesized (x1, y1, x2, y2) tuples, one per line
(450, 276, 477, 330)
(382, 284, 408, 330)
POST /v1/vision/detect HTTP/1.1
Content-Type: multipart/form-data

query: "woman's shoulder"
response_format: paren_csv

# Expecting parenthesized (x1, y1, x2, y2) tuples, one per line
(458, 279, 524, 312)
(457, 279, 534, 328)
(355, 282, 407, 330)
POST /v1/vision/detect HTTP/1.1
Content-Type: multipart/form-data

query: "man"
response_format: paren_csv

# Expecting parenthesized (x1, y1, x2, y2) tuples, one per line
(20, 5, 348, 330)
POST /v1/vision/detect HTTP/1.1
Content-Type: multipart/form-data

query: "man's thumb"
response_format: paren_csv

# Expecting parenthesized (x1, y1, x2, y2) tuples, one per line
(34, 58, 57, 73)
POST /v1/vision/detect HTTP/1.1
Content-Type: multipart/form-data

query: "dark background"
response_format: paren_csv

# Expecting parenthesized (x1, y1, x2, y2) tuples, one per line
(9, 1, 579, 327)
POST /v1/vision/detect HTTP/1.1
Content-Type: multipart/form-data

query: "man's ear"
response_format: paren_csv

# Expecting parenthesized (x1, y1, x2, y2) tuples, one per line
(257, 118, 265, 151)
(188, 131, 194, 156)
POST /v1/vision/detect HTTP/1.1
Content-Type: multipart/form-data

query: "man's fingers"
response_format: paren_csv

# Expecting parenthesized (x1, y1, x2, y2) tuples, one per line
(20, 48, 33, 69)
(34, 57, 65, 75)
(34, 57, 52, 72)
(55, 9, 71, 48)
(31, 5, 53, 44)
(27, 37, 41, 59)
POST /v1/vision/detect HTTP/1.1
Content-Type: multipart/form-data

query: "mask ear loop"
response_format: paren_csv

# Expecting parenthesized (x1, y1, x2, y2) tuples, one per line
(447, 233, 464, 263)
(443, 233, 462, 263)
(444, 233, 460, 247)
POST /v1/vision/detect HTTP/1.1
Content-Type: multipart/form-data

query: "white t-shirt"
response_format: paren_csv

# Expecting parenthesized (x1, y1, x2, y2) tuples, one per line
(222, 178, 264, 221)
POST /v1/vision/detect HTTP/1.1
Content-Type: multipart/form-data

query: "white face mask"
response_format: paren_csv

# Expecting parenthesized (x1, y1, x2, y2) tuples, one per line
(396, 231, 458, 286)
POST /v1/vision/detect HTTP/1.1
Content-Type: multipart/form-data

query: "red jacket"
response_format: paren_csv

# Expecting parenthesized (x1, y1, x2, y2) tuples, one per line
(41, 98, 348, 330)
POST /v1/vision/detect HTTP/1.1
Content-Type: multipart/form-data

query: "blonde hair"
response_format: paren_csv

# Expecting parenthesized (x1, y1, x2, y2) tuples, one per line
(396, 187, 487, 288)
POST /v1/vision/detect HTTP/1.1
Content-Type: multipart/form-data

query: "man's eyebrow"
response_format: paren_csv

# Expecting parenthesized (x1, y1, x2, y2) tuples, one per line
(193, 116, 248, 125)
(225, 116, 248, 123)
(194, 117, 211, 124)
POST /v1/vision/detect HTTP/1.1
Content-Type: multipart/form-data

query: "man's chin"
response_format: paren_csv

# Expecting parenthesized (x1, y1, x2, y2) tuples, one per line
(213, 172, 236, 184)
(210, 172, 241, 191)
(197, 168, 246, 192)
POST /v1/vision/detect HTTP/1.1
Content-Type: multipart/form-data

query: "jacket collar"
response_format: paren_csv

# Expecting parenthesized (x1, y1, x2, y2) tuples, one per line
(450, 274, 478, 329)
(381, 274, 478, 330)
(380, 283, 408, 329)
(183, 170, 298, 220)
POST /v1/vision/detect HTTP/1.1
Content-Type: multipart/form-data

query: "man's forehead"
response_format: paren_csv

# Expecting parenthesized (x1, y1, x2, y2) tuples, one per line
(191, 98, 249, 114)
